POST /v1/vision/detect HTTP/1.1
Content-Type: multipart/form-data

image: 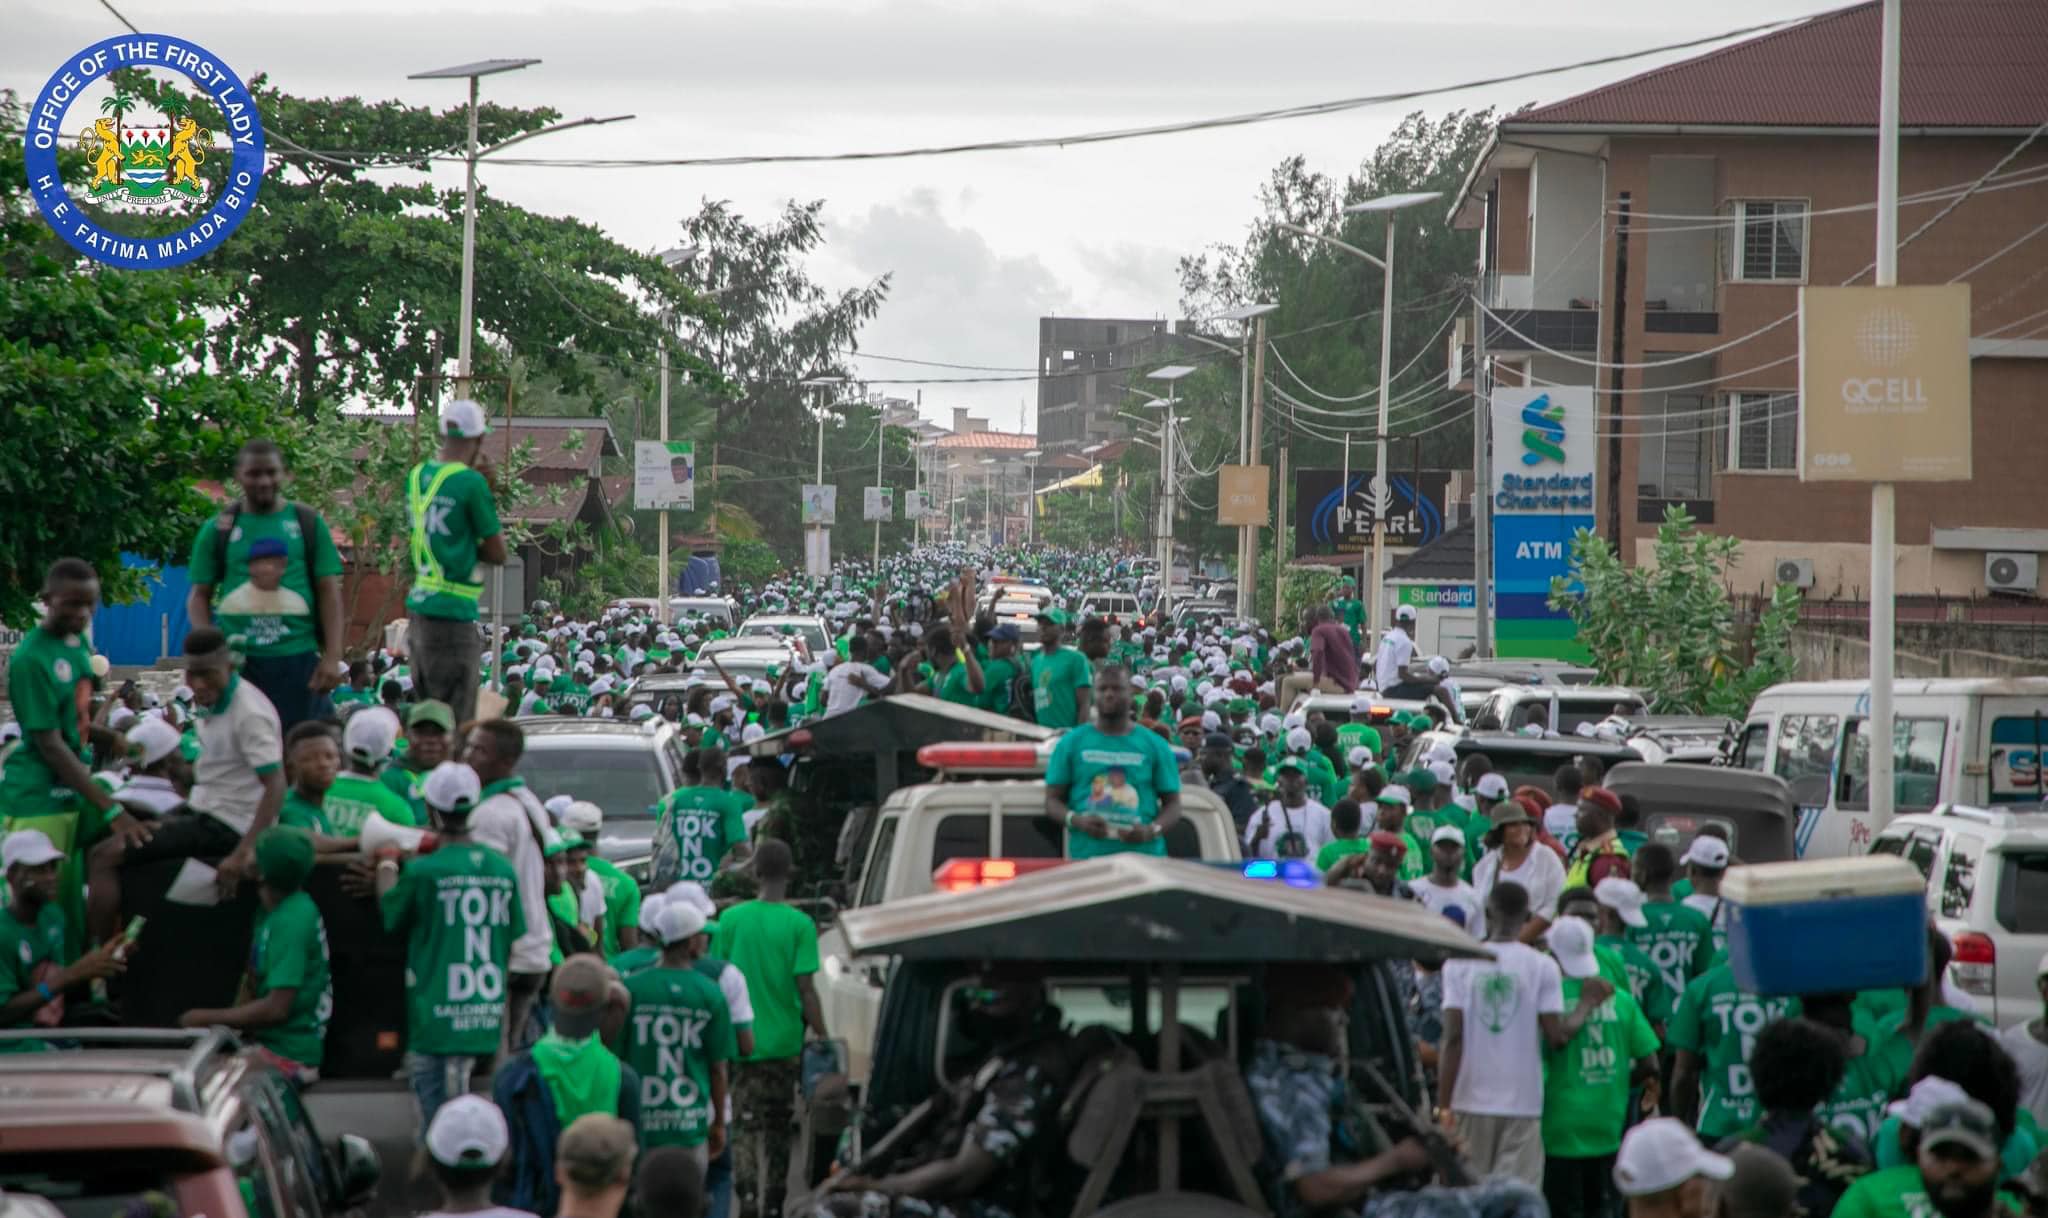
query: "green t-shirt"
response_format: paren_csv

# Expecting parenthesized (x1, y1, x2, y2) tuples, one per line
(1314, 837, 1372, 873)
(711, 900, 818, 1062)
(330, 686, 377, 709)
(0, 626, 94, 818)
(404, 461, 503, 623)
(624, 965, 737, 1147)
(937, 661, 979, 707)
(0, 901, 69, 1033)
(249, 891, 333, 1068)
(188, 505, 342, 657)
(1814, 1012, 1915, 1145)
(588, 856, 641, 959)
(1031, 647, 1092, 729)
(380, 761, 431, 823)
(1665, 962, 1801, 1140)
(278, 789, 331, 834)
(546, 681, 592, 716)
(660, 787, 749, 885)
(379, 842, 526, 1055)
(1543, 977, 1661, 1157)
(1829, 1163, 2023, 1218)
(610, 944, 661, 978)
(979, 657, 1022, 716)
(1626, 898, 1716, 999)
(321, 771, 417, 837)
(1597, 933, 1675, 1026)
(1045, 723, 1182, 860)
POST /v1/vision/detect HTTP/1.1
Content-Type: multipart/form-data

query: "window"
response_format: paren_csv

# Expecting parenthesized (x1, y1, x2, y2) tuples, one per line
(1729, 199, 1806, 282)
(931, 814, 991, 870)
(1841, 716, 1947, 810)
(1002, 813, 1063, 859)
(1640, 393, 1717, 498)
(1903, 830, 1940, 881)
(1989, 716, 2048, 804)
(1996, 852, 2048, 933)
(858, 818, 899, 908)
(1728, 392, 1798, 472)
(1771, 713, 1840, 800)
(1941, 834, 1981, 920)
(1732, 722, 1771, 772)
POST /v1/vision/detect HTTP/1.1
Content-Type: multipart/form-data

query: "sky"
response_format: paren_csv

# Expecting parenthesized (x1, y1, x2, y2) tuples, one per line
(11, 0, 1848, 431)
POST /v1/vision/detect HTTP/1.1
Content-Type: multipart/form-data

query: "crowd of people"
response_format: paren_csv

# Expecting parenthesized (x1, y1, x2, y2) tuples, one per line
(3, 403, 2046, 1218)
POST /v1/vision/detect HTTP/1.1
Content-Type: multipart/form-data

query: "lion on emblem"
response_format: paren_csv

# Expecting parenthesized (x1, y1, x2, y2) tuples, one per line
(77, 117, 123, 190)
(168, 117, 210, 190)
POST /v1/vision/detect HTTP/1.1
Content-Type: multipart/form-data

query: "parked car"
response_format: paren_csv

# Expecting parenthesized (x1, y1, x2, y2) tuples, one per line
(1464, 684, 1647, 736)
(1601, 761, 1797, 862)
(1078, 590, 1143, 624)
(736, 613, 832, 655)
(0, 1028, 379, 1218)
(1868, 804, 2048, 1027)
(1729, 679, 2048, 859)
(514, 716, 689, 876)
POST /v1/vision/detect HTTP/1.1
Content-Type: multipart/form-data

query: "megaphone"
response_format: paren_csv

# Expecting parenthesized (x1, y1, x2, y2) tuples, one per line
(361, 811, 436, 858)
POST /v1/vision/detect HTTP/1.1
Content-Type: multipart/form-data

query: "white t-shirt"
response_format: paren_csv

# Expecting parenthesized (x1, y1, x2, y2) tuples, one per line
(1543, 801, 1579, 845)
(824, 662, 885, 716)
(579, 870, 607, 927)
(467, 784, 558, 975)
(1681, 892, 1728, 932)
(1373, 626, 1416, 692)
(190, 676, 283, 835)
(1472, 844, 1567, 922)
(2000, 1021, 2048, 1130)
(1244, 798, 1333, 861)
(1415, 876, 1487, 940)
(1441, 941, 1565, 1118)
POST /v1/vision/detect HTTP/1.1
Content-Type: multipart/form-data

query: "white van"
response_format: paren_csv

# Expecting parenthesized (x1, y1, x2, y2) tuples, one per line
(1728, 679, 2048, 859)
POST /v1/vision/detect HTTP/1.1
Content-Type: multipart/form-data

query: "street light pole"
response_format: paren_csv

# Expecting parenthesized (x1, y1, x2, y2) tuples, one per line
(873, 404, 886, 574)
(1022, 449, 1042, 546)
(800, 377, 844, 579)
(651, 245, 699, 630)
(1145, 365, 1196, 612)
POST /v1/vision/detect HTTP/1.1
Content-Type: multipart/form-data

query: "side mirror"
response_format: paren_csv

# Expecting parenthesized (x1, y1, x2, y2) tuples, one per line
(334, 1133, 381, 1207)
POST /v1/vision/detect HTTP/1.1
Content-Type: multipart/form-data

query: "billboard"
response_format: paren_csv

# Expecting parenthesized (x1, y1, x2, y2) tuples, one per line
(1798, 284, 1971, 482)
(863, 486, 893, 522)
(1218, 464, 1271, 526)
(633, 440, 695, 510)
(903, 490, 932, 519)
(800, 484, 836, 525)
(1292, 469, 1453, 555)
(1490, 386, 1596, 662)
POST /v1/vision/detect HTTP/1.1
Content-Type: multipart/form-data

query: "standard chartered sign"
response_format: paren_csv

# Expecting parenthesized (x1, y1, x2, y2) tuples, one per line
(1798, 284, 1971, 482)
(1490, 386, 1595, 662)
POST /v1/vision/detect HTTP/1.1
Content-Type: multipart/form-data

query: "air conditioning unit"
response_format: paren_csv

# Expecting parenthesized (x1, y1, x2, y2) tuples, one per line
(1986, 552, 2040, 596)
(1774, 558, 1816, 589)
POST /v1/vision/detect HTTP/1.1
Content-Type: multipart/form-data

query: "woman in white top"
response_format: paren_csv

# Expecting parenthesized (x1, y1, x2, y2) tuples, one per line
(1471, 795, 1567, 938)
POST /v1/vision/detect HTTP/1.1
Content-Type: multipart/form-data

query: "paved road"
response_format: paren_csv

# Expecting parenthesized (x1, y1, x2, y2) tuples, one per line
(306, 1082, 427, 1218)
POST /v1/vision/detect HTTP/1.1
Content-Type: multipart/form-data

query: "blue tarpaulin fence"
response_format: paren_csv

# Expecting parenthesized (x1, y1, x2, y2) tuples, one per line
(92, 556, 193, 666)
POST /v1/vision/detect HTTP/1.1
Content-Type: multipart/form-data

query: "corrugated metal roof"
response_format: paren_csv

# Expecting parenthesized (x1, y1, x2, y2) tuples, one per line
(840, 853, 1494, 964)
(931, 431, 1039, 451)
(1512, 0, 2048, 129)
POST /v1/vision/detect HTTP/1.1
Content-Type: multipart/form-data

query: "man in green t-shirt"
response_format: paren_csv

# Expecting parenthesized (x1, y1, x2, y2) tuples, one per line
(1031, 610, 1092, 729)
(381, 701, 455, 822)
(179, 827, 331, 1082)
(657, 751, 750, 889)
(1830, 1099, 2007, 1218)
(1542, 917, 1661, 1218)
(187, 438, 346, 730)
(1627, 844, 1716, 1000)
(976, 624, 1025, 716)
(1043, 664, 1183, 860)
(330, 661, 378, 710)
(1590, 878, 1675, 1029)
(624, 902, 735, 1163)
(1667, 959, 1800, 1141)
(0, 829, 124, 1041)
(404, 400, 507, 734)
(560, 802, 641, 955)
(377, 760, 525, 1126)
(0, 560, 148, 958)
(325, 707, 416, 837)
(711, 839, 822, 1218)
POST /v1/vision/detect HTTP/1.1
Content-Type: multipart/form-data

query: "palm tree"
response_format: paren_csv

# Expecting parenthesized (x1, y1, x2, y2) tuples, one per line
(99, 90, 137, 148)
(158, 92, 189, 126)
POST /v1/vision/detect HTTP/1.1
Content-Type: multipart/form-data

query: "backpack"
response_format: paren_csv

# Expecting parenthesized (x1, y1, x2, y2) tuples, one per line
(210, 501, 325, 645)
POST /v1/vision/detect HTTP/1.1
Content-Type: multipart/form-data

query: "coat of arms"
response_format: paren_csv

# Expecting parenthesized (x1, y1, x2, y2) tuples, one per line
(76, 88, 211, 209)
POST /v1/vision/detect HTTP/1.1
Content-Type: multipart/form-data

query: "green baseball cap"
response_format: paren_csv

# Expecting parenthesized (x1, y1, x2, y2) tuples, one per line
(255, 826, 316, 890)
(408, 700, 455, 732)
(1273, 756, 1307, 774)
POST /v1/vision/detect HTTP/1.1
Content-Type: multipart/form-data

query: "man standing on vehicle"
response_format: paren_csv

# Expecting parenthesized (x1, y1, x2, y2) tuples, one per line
(711, 839, 825, 1218)
(186, 438, 346, 730)
(1373, 603, 1418, 693)
(1043, 664, 1183, 859)
(405, 399, 507, 733)
(1031, 608, 1091, 728)
(1278, 607, 1358, 711)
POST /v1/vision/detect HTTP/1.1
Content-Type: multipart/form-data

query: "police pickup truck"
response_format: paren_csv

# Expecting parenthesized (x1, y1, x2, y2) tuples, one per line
(817, 740, 1244, 1083)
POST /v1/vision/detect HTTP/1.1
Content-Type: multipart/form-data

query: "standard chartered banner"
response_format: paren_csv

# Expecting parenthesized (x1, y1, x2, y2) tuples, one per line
(1490, 386, 1595, 662)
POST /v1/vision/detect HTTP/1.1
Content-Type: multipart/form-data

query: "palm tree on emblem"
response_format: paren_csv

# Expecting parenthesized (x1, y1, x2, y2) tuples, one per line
(158, 91, 190, 127)
(99, 89, 137, 148)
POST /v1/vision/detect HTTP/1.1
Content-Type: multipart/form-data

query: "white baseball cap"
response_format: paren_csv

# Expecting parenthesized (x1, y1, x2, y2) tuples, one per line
(0, 723, 19, 746)
(1346, 746, 1375, 770)
(1681, 837, 1731, 869)
(1426, 655, 1450, 676)
(543, 794, 575, 820)
(107, 706, 137, 731)
(2, 829, 65, 871)
(422, 762, 483, 815)
(1285, 726, 1313, 754)
(665, 882, 716, 919)
(1394, 605, 1417, 622)
(1594, 877, 1651, 928)
(126, 716, 183, 768)
(1427, 759, 1456, 786)
(1378, 784, 1412, 807)
(561, 801, 603, 834)
(1547, 915, 1602, 980)
(1350, 693, 1374, 714)
(740, 722, 766, 744)
(425, 1095, 510, 1168)
(1431, 824, 1466, 847)
(654, 901, 707, 944)
(439, 398, 491, 440)
(1475, 773, 1510, 800)
(342, 707, 401, 764)
(637, 894, 670, 936)
(1613, 1118, 1733, 1198)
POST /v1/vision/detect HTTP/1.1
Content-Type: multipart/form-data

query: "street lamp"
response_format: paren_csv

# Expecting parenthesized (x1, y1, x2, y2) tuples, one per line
(408, 58, 632, 397)
(1214, 302, 1278, 619)
(1145, 366, 1196, 608)
(648, 244, 699, 627)
(978, 457, 999, 545)
(800, 376, 845, 578)
(1021, 449, 1042, 545)
(1282, 190, 1440, 655)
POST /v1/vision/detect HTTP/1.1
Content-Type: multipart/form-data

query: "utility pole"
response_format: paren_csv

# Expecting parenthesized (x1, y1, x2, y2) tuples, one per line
(1473, 273, 1495, 657)
(1247, 315, 1267, 620)
(872, 405, 885, 574)
(657, 335, 670, 625)
(1274, 444, 1290, 628)
(1869, 0, 1903, 827)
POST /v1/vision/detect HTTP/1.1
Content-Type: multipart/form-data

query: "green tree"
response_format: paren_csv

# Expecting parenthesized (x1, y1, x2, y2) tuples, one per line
(1547, 506, 1801, 716)
(0, 97, 277, 625)
(98, 89, 136, 147)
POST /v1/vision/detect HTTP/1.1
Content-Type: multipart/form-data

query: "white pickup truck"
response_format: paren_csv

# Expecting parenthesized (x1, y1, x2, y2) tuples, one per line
(815, 741, 1245, 1082)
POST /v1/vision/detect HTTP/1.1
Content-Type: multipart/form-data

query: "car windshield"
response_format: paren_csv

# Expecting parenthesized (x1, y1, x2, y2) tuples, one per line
(1, 1154, 202, 1218)
(740, 621, 829, 651)
(519, 742, 662, 820)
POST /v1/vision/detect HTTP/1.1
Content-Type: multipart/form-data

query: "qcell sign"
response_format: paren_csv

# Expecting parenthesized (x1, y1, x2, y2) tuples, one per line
(1490, 387, 1595, 662)
(1798, 284, 1971, 482)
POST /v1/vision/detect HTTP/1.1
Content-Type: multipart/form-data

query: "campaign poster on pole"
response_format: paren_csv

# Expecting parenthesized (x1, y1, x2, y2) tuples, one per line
(863, 487, 893, 522)
(800, 484, 837, 525)
(634, 441, 695, 510)
(903, 490, 929, 519)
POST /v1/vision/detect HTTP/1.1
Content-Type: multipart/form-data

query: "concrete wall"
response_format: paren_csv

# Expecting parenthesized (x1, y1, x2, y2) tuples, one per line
(1790, 625, 2048, 680)
(1636, 537, 2028, 601)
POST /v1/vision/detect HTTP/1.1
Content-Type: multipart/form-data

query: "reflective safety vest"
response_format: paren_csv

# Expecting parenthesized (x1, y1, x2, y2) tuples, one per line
(408, 461, 483, 601)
